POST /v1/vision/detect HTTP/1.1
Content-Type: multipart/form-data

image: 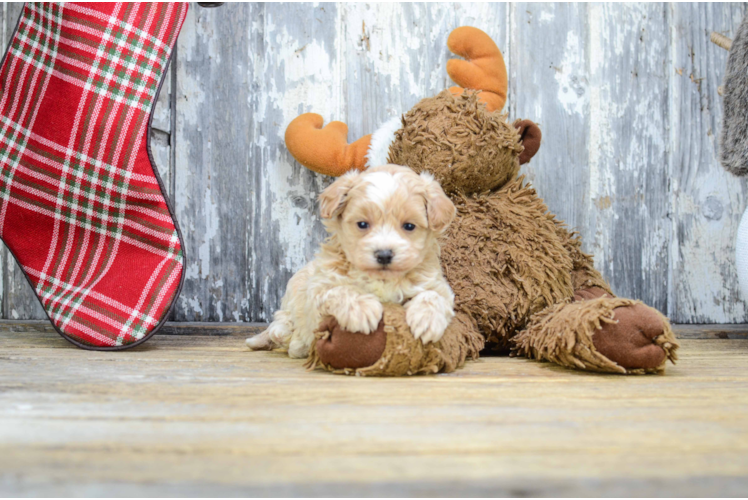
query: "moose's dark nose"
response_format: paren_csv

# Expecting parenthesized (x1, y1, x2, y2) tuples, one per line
(375, 249, 394, 265)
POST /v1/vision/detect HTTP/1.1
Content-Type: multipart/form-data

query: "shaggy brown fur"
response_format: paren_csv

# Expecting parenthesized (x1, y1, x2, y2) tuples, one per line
(307, 89, 678, 376)
(307, 304, 484, 376)
(515, 296, 678, 374)
(389, 91, 523, 195)
(563, 233, 614, 293)
(440, 177, 575, 349)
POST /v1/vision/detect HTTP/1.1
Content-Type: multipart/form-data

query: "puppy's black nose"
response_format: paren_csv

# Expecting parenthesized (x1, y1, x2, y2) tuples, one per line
(375, 249, 393, 265)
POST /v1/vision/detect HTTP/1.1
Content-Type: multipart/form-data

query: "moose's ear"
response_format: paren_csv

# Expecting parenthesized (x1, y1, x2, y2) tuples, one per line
(514, 119, 542, 165)
(318, 171, 359, 219)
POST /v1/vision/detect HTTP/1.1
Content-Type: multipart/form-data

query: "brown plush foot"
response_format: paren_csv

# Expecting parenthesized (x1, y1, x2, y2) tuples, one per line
(592, 303, 670, 370)
(314, 316, 387, 370)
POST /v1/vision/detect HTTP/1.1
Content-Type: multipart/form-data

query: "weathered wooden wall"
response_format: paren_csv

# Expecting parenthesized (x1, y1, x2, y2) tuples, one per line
(0, 2, 746, 324)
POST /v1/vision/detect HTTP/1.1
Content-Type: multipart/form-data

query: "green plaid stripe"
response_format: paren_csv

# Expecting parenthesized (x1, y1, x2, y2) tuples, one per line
(3, 118, 168, 197)
(10, 3, 169, 111)
(5, 3, 63, 78)
(32, 4, 175, 330)
(0, 3, 187, 347)
(24, 265, 166, 332)
(0, 4, 175, 247)
(117, 243, 181, 341)
(41, 231, 183, 330)
(0, 4, 63, 214)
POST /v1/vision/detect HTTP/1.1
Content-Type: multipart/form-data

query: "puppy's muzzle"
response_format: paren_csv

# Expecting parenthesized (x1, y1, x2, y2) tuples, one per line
(374, 249, 394, 265)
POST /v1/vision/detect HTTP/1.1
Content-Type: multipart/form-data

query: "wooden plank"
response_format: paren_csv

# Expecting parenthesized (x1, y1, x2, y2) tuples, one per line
(1, 3, 12, 320)
(0, 319, 744, 339)
(0, 3, 747, 325)
(173, 3, 258, 322)
(248, 3, 340, 321)
(0, 2, 11, 319)
(173, 3, 338, 322)
(510, 3, 590, 234)
(1, 330, 747, 496)
(675, 323, 748, 339)
(149, 51, 173, 200)
(3, 476, 748, 498)
(0, 319, 266, 337)
(340, 4, 509, 141)
(587, 3, 670, 312)
(669, 3, 748, 323)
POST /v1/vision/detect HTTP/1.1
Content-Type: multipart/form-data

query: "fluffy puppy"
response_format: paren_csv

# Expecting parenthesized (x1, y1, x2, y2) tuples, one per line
(246, 164, 456, 359)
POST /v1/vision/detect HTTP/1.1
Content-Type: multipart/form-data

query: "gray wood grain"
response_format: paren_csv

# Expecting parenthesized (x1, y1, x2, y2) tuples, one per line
(150, 55, 173, 200)
(0, 318, 744, 339)
(586, 3, 671, 312)
(669, 3, 748, 323)
(340, 3, 510, 140)
(173, 3, 336, 322)
(1, 3, 748, 324)
(511, 3, 590, 236)
(2, 331, 748, 496)
(173, 3, 254, 321)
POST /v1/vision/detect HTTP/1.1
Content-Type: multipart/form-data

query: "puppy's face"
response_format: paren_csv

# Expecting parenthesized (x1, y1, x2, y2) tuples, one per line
(319, 164, 455, 278)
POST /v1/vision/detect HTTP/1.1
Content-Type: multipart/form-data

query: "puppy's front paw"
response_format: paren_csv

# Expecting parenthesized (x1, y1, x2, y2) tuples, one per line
(325, 292, 383, 334)
(406, 292, 453, 344)
(288, 338, 311, 359)
(246, 330, 273, 350)
(407, 307, 450, 344)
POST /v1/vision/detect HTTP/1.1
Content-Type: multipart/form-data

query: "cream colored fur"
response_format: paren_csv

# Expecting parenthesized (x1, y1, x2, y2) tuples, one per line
(365, 116, 401, 168)
(246, 164, 456, 359)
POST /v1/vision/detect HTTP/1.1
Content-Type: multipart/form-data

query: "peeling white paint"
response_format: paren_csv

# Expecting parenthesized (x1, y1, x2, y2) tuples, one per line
(587, 2, 607, 267)
(185, 262, 200, 280)
(252, 9, 344, 278)
(187, 297, 203, 317)
(4, 3, 744, 324)
(198, 187, 219, 279)
(554, 31, 586, 116)
(215, 300, 224, 321)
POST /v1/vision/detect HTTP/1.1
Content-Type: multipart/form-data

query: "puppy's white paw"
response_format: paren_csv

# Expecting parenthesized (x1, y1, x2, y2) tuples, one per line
(266, 319, 292, 346)
(248, 316, 295, 351)
(288, 338, 311, 359)
(406, 292, 453, 344)
(406, 306, 450, 344)
(326, 292, 383, 334)
(246, 330, 273, 350)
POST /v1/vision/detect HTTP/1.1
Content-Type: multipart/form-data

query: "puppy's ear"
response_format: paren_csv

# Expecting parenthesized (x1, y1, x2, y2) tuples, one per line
(420, 172, 456, 233)
(318, 171, 359, 219)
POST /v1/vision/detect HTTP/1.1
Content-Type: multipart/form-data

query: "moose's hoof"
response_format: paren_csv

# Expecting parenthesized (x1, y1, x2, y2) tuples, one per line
(315, 316, 387, 369)
(593, 303, 669, 370)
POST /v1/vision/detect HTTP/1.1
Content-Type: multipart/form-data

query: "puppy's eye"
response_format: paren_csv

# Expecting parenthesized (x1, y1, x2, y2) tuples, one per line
(402, 222, 416, 231)
(357, 221, 369, 229)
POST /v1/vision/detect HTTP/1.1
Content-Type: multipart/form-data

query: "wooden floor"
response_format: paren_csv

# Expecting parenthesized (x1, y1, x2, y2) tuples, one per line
(2, 326, 748, 497)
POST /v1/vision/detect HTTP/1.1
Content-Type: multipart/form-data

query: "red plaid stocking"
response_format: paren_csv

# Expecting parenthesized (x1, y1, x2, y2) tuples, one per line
(0, 3, 187, 349)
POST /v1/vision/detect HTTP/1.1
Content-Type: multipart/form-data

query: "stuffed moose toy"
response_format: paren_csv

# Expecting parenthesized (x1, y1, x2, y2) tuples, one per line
(283, 27, 679, 376)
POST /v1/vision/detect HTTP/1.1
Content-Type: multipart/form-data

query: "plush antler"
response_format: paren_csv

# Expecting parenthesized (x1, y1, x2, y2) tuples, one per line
(446, 26, 508, 112)
(286, 27, 508, 176)
(285, 113, 372, 177)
